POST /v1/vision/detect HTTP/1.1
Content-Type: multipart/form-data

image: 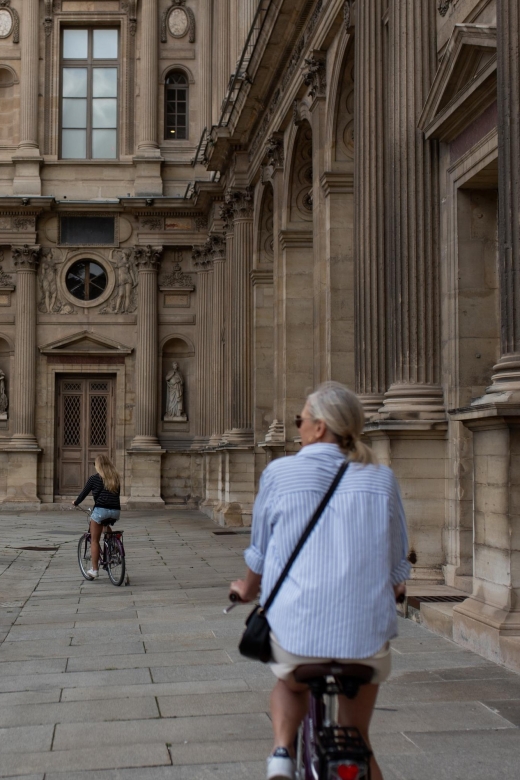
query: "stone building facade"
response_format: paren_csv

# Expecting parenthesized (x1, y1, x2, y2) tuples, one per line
(0, 0, 519, 667)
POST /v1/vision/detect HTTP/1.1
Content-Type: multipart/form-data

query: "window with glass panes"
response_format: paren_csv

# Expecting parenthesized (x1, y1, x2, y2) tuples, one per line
(165, 72, 188, 140)
(61, 29, 119, 160)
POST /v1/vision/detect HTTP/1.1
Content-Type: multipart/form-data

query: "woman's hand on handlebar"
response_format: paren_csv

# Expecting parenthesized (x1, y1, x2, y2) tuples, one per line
(393, 581, 406, 603)
(229, 579, 253, 604)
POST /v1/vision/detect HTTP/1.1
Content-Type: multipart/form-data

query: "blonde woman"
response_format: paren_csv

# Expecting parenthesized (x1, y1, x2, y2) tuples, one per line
(73, 454, 121, 580)
(230, 382, 410, 780)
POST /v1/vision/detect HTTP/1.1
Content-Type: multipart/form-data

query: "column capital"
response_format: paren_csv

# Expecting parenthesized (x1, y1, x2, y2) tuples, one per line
(192, 244, 213, 271)
(219, 202, 235, 235)
(12, 244, 40, 270)
(302, 51, 327, 100)
(229, 187, 254, 220)
(135, 245, 163, 271)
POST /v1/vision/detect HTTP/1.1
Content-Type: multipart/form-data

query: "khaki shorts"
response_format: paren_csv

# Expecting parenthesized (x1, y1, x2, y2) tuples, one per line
(270, 633, 392, 685)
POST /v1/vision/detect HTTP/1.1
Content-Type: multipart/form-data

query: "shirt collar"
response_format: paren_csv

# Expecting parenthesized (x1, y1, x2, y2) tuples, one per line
(296, 442, 345, 459)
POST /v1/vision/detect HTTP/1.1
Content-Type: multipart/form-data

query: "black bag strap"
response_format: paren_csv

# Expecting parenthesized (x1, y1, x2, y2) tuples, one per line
(263, 460, 349, 613)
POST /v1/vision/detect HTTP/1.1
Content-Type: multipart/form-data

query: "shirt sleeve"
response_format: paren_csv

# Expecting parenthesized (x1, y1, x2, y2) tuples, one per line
(389, 473, 411, 585)
(244, 467, 275, 575)
(74, 475, 96, 506)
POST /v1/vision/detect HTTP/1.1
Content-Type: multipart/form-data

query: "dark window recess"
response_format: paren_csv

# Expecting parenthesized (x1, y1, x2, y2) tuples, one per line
(60, 216, 115, 245)
(165, 72, 188, 140)
(65, 259, 108, 301)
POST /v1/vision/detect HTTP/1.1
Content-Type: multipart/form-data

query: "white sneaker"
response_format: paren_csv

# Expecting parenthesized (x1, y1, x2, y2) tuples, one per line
(267, 748, 295, 780)
(86, 569, 99, 579)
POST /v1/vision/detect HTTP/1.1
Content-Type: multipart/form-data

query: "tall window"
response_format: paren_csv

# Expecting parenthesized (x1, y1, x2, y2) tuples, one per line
(61, 29, 119, 160)
(165, 72, 188, 140)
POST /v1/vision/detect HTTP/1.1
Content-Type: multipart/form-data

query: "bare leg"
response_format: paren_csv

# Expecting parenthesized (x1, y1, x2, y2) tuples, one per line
(338, 683, 383, 780)
(270, 678, 309, 755)
(89, 521, 103, 572)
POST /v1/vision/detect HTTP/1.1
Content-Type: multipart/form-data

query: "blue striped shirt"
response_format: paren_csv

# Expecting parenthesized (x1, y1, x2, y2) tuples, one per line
(244, 443, 411, 659)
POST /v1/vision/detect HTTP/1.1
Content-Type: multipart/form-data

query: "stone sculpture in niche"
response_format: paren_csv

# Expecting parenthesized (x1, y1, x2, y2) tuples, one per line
(0, 368, 7, 419)
(38, 249, 75, 314)
(165, 362, 188, 421)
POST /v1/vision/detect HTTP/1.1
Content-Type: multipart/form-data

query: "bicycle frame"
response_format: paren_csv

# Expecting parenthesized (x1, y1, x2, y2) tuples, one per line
(76, 507, 126, 565)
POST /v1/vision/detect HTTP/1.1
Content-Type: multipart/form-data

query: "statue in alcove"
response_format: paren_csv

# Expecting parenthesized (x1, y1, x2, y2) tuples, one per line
(165, 362, 188, 421)
(0, 368, 8, 419)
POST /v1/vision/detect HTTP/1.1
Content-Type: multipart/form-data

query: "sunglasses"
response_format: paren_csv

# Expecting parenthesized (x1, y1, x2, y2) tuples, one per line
(295, 415, 314, 429)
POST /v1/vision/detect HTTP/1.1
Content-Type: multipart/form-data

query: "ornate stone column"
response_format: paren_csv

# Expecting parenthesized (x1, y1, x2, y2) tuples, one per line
(135, 0, 162, 195)
(381, 0, 444, 419)
(193, 245, 212, 445)
(227, 189, 254, 444)
(131, 246, 162, 449)
(209, 235, 226, 445)
(354, 0, 387, 415)
(11, 245, 40, 447)
(13, 0, 41, 195)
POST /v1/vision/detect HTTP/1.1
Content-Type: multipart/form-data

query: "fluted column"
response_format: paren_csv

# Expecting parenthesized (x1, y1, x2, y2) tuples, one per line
(354, 0, 387, 415)
(485, 0, 520, 392)
(221, 202, 235, 438)
(213, 0, 230, 123)
(18, 0, 39, 152)
(209, 236, 226, 444)
(12, 245, 40, 447)
(131, 246, 162, 449)
(228, 189, 254, 443)
(199, 0, 213, 132)
(381, 0, 443, 419)
(193, 246, 212, 444)
(137, 0, 159, 153)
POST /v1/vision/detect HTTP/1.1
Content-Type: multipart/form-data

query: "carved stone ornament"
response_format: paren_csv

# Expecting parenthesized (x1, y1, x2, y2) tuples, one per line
(161, 0, 196, 44)
(0, 250, 13, 288)
(13, 217, 35, 232)
(121, 0, 138, 36)
(343, 0, 355, 32)
(191, 245, 212, 270)
(219, 202, 234, 235)
(135, 245, 163, 271)
(0, 1, 19, 43)
(43, 0, 54, 37)
(195, 215, 208, 232)
(100, 247, 139, 315)
(303, 53, 327, 99)
(265, 133, 284, 170)
(140, 216, 163, 231)
(293, 99, 303, 127)
(37, 248, 75, 315)
(230, 187, 254, 219)
(12, 244, 40, 270)
(160, 253, 194, 288)
(438, 0, 452, 16)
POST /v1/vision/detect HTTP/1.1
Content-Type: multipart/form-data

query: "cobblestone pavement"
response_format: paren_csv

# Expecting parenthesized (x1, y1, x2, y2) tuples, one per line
(0, 509, 519, 780)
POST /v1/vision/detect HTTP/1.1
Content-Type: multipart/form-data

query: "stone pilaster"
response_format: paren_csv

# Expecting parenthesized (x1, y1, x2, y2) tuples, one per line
(381, 0, 444, 419)
(213, 0, 230, 123)
(199, 0, 213, 130)
(13, 0, 41, 195)
(131, 246, 162, 449)
(221, 201, 235, 439)
(209, 235, 226, 445)
(11, 245, 40, 448)
(483, 0, 520, 395)
(227, 189, 254, 444)
(135, 0, 162, 195)
(354, 0, 387, 415)
(193, 245, 212, 446)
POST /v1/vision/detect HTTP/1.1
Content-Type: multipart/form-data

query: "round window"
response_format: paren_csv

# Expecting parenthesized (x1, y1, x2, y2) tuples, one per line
(65, 260, 107, 302)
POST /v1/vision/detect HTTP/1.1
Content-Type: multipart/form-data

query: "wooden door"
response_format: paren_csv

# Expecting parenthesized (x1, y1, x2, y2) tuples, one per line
(56, 377, 115, 496)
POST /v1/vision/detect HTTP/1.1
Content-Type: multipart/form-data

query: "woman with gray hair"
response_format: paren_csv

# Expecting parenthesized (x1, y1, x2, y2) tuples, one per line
(230, 382, 410, 780)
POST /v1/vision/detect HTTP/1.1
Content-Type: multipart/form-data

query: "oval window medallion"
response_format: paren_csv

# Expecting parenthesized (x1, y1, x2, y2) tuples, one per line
(168, 7, 189, 38)
(0, 9, 13, 39)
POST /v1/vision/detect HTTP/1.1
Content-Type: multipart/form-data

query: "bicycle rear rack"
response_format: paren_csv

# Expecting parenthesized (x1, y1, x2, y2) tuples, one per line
(317, 725, 372, 769)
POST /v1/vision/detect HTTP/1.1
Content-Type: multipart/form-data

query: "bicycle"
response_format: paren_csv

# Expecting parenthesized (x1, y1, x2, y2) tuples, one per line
(76, 506, 129, 587)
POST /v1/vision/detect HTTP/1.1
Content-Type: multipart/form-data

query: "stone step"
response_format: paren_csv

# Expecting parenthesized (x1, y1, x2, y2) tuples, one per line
(420, 602, 455, 640)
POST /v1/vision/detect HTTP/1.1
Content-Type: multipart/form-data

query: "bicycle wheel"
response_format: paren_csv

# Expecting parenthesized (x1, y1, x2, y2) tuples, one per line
(106, 537, 126, 586)
(77, 534, 93, 580)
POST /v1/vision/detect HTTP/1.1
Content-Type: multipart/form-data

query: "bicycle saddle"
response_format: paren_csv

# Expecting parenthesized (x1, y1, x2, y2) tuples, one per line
(294, 663, 374, 683)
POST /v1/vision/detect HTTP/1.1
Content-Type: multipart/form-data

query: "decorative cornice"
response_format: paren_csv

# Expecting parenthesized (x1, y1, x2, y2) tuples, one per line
(12, 245, 40, 270)
(135, 245, 163, 271)
(302, 52, 327, 99)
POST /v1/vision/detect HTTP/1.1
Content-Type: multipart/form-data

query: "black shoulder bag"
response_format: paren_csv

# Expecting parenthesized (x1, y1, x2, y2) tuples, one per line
(238, 461, 349, 663)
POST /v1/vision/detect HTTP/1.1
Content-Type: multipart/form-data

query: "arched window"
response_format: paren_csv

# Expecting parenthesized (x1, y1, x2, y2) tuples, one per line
(164, 71, 188, 140)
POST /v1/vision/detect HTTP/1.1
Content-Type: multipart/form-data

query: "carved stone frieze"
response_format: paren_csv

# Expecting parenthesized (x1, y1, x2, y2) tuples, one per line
(37, 248, 75, 314)
(161, 0, 196, 44)
(140, 216, 164, 231)
(195, 215, 208, 232)
(101, 247, 139, 315)
(12, 244, 40, 270)
(0, 250, 13, 288)
(303, 52, 327, 99)
(13, 217, 36, 232)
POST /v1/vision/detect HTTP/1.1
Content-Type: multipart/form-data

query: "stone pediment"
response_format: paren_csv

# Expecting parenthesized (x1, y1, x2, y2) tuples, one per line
(419, 25, 496, 142)
(39, 330, 133, 356)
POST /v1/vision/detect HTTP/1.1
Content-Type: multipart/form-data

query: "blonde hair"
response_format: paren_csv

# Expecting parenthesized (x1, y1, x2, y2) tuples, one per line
(306, 381, 377, 465)
(94, 454, 120, 493)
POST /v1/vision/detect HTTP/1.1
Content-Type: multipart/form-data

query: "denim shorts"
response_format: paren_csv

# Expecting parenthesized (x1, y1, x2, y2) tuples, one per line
(91, 507, 120, 525)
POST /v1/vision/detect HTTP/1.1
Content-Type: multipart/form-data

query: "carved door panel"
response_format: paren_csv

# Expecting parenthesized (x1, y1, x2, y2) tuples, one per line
(56, 377, 114, 496)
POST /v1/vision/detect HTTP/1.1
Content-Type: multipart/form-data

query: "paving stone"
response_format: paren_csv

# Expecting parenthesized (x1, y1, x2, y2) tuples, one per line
(0, 744, 171, 776)
(0, 697, 159, 727)
(370, 700, 516, 733)
(66, 649, 231, 673)
(0, 724, 54, 753)
(61, 679, 250, 702)
(0, 668, 152, 693)
(44, 764, 265, 780)
(157, 691, 270, 718)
